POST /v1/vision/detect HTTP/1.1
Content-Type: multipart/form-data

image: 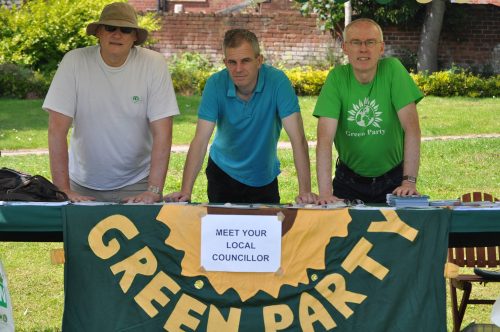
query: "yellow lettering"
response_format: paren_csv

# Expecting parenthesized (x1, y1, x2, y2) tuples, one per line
(134, 271, 181, 318)
(263, 304, 293, 331)
(368, 210, 418, 241)
(342, 237, 388, 280)
(164, 293, 207, 331)
(207, 304, 241, 331)
(299, 292, 336, 332)
(315, 273, 366, 318)
(88, 215, 139, 259)
(110, 246, 157, 292)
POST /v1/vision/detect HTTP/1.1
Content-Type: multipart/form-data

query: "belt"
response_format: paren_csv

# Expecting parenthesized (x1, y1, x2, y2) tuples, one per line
(336, 159, 403, 184)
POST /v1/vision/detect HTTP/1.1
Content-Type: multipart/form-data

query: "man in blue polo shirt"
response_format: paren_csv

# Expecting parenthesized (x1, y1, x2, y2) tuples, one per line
(166, 29, 315, 204)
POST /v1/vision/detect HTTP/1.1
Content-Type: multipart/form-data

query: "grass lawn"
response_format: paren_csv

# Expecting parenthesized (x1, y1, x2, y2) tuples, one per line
(0, 96, 499, 331)
(1, 96, 500, 149)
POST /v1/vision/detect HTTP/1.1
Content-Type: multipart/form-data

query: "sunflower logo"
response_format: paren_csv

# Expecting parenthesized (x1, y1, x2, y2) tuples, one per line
(156, 205, 351, 301)
(347, 97, 382, 128)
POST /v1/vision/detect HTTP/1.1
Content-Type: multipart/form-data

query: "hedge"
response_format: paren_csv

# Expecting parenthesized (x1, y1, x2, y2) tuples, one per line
(0, 61, 498, 99)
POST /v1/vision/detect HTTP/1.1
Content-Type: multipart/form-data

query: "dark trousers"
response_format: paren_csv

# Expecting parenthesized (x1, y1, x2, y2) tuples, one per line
(205, 157, 280, 204)
(332, 159, 403, 204)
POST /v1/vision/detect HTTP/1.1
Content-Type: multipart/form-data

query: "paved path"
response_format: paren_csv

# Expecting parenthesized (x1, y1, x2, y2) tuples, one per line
(1, 133, 499, 157)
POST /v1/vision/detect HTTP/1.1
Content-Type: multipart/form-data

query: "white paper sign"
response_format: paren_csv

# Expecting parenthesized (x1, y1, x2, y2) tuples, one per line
(492, 295, 500, 327)
(201, 214, 282, 272)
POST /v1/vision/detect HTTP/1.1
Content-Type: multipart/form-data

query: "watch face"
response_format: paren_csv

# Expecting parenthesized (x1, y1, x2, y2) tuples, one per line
(148, 185, 161, 194)
(403, 176, 417, 183)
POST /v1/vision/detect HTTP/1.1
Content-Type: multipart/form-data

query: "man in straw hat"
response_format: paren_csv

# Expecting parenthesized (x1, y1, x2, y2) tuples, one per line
(43, 2, 179, 203)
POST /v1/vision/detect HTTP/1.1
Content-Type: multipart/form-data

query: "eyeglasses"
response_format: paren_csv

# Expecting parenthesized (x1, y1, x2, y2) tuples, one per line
(103, 25, 135, 34)
(348, 39, 381, 49)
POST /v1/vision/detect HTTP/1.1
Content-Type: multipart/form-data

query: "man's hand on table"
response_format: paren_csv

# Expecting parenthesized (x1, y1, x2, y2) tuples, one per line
(392, 181, 419, 196)
(295, 192, 318, 204)
(63, 189, 96, 202)
(164, 192, 191, 203)
(123, 191, 162, 204)
(315, 194, 344, 205)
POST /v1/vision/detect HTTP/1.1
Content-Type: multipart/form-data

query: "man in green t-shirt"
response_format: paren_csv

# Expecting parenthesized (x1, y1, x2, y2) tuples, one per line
(314, 18, 424, 204)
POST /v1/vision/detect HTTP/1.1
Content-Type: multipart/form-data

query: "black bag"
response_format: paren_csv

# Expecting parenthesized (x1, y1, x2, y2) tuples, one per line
(0, 167, 68, 202)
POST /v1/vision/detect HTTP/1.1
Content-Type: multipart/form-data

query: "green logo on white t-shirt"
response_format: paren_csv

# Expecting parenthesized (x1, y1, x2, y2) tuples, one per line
(132, 96, 141, 104)
(347, 97, 382, 128)
(0, 275, 7, 308)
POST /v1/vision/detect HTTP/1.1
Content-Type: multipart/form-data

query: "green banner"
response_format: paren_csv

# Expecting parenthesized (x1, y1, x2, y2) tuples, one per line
(63, 205, 450, 331)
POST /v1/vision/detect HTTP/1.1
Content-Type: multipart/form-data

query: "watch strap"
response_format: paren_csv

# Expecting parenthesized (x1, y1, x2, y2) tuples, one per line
(402, 175, 417, 183)
(147, 185, 162, 195)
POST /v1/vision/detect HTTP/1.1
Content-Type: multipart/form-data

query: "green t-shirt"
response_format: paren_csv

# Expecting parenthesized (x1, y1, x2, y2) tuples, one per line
(314, 57, 424, 177)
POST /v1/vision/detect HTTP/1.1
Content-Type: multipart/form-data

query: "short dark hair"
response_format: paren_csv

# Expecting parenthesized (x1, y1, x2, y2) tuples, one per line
(223, 29, 260, 57)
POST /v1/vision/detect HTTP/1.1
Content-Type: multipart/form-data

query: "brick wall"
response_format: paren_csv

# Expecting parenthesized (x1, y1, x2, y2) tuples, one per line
(131, 0, 295, 13)
(151, 11, 338, 67)
(130, 0, 500, 73)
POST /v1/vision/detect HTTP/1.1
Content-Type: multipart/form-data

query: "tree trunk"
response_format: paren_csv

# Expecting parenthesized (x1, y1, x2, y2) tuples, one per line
(417, 0, 446, 73)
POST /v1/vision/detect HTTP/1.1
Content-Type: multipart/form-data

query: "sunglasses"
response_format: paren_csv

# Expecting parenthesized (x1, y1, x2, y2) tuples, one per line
(103, 25, 135, 34)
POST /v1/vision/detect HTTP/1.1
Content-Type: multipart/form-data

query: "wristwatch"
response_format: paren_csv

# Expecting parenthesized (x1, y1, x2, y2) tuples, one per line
(147, 185, 162, 195)
(402, 175, 417, 184)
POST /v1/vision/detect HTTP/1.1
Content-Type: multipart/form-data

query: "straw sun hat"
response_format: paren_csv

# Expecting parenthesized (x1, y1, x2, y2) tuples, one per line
(86, 2, 148, 45)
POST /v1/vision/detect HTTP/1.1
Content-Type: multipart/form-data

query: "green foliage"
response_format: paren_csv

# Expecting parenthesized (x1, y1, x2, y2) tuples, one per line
(294, 0, 424, 37)
(168, 52, 217, 95)
(411, 68, 500, 98)
(0, 64, 51, 98)
(284, 66, 329, 96)
(168, 52, 328, 97)
(0, 0, 160, 73)
(354, 0, 424, 27)
(295, 0, 345, 34)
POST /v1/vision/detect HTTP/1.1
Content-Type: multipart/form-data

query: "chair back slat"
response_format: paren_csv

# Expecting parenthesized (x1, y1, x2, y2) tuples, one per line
(465, 247, 476, 267)
(486, 246, 500, 267)
(476, 247, 486, 266)
(472, 192, 482, 202)
(449, 248, 464, 265)
(462, 193, 472, 202)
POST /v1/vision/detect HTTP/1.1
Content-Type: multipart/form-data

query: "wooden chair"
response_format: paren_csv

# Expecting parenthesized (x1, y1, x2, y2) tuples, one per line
(448, 192, 499, 332)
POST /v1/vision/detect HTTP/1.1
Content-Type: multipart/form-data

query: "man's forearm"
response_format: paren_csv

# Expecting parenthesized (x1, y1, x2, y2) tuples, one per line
(149, 118, 174, 192)
(292, 138, 312, 194)
(403, 131, 420, 179)
(316, 139, 333, 196)
(180, 140, 208, 196)
(148, 139, 170, 191)
(48, 134, 71, 191)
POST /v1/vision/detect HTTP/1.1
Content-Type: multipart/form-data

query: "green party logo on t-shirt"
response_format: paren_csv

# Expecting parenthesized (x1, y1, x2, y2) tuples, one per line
(347, 97, 382, 128)
(132, 96, 142, 104)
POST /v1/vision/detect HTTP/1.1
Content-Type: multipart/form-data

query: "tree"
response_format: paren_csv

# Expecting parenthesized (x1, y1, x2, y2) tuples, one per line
(295, 0, 422, 38)
(294, 0, 449, 73)
(417, 0, 446, 73)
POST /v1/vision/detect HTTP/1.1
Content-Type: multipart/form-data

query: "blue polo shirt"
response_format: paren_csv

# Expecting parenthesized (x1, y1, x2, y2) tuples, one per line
(198, 64, 300, 187)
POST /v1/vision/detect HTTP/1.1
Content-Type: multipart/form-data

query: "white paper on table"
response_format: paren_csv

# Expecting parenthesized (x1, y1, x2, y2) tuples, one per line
(71, 201, 118, 206)
(492, 294, 500, 327)
(1, 201, 69, 206)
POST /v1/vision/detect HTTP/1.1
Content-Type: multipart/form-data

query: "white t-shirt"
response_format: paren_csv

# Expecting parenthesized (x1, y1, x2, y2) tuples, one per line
(43, 46, 179, 190)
